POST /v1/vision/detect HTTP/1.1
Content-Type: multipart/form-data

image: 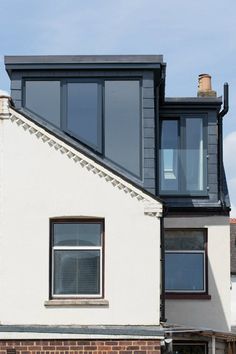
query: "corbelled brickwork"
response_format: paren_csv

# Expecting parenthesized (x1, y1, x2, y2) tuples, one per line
(0, 339, 161, 354)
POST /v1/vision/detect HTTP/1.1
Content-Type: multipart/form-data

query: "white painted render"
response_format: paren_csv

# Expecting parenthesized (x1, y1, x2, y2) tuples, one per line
(231, 275, 236, 326)
(164, 216, 231, 332)
(0, 111, 162, 326)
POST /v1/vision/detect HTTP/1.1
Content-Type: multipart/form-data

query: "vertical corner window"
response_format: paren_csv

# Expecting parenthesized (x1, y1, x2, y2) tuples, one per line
(160, 120, 179, 192)
(165, 229, 207, 293)
(65, 81, 102, 152)
(25, 80, 61, 127)
(51, 219, 103, 298)
(104, 80, 141, 177)
(160, 116, 207, 195)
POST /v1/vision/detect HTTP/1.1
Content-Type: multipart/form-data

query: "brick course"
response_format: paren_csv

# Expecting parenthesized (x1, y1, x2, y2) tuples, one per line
(0, 339, 161, 354)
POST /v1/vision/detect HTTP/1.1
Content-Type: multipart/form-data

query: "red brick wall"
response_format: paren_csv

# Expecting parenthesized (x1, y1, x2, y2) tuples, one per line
(0, 339, 161, 354)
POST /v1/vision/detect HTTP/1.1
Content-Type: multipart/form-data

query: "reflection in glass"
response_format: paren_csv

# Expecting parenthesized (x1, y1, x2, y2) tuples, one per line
(54, 250, 100, 295)
(165, 252, 204, 291)
(105, 80, 141, 177)
(25, 81, 60, 127)
(186, 118, 204, 191)
(165, 230, 204, 250)
(67, 82, 101, 150)
(173, 344, 206, 354)
(54, 223, 101, 246)
(160, 120, 179, 191)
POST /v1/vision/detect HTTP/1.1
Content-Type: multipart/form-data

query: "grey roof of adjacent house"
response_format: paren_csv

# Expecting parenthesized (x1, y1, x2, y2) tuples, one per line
(231, 220, 236, 274)
(0, 325, 164, 337)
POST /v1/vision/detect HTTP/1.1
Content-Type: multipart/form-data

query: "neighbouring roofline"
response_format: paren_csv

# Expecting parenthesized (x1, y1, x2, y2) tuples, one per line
(8, 107, 163, 216)
(0, 325, 164, 339)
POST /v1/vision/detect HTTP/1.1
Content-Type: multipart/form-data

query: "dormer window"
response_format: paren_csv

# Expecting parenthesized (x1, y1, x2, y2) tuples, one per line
(160, 115, 207, 195)
(24, 78, 141, 178)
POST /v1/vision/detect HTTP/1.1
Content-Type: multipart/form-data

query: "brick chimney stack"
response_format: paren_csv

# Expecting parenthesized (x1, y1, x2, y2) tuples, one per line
(0, 90, 11, 119)
(197, 74, 217, 97)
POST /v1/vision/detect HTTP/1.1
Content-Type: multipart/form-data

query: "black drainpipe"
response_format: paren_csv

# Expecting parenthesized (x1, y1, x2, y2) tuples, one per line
(160, 205, 167, 323)
(218, 83, 229, 209)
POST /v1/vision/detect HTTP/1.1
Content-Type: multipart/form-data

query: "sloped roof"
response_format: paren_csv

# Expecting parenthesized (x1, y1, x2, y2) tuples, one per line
(9, 107, 163, 217)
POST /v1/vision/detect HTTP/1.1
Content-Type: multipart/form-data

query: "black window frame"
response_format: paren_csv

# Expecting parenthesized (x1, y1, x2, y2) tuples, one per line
(49, 218, 104, 300)
(23, 77, 142, 179)
(159, 114, 208, 196)
(173, 341, 208, 354)
(165, 228, 209, 297)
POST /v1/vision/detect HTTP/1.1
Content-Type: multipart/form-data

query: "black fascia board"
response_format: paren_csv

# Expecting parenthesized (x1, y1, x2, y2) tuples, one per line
(166, 206, 230, 216)
(5, 55, 164, 76)
(5, 54, 164, 64)
(11, 106, 164, 206)
(161, 97, 222, 110)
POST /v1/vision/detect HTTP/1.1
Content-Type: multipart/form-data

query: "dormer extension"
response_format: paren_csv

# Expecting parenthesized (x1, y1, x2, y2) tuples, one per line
(5, 55, 166, 195)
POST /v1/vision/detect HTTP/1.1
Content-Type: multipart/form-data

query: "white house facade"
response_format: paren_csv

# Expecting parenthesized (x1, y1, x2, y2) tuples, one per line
(0, 55, 233, 354)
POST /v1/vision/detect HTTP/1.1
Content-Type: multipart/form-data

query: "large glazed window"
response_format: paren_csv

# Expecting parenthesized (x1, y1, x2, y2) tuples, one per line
(165, 229, 207, 293)
(105, 80, 141, 176)
(51, 219, 103, 298)
(66, 81, 102, 151)
(25, 81, 61, 127)
(160, 116, 207, 195)
(24, 78, 141, 178)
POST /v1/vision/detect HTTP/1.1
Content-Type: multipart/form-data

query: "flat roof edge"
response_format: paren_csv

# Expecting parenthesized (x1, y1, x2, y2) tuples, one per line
(5, 54, 164, 65)
(163, 97, 222, 105)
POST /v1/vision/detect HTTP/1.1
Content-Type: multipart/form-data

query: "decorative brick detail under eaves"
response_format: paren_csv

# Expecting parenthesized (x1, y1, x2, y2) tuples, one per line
(9, 108, 162, 218)
(0, 339, 161, 354)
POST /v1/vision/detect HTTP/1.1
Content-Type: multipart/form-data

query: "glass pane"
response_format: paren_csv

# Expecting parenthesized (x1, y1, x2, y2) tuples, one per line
(25, 81, 60, 127)
(54, 250, 100, 295)
(165, 230, 204, 250)
(54, 223, 101, 246)
(67, 82, 101, 150)
(165, 252, 204, 291)
(174, 344, 206, 354)
(105, 80, 141, 177)
(160, 120, 179, 191)
(185, 118, 204, 191)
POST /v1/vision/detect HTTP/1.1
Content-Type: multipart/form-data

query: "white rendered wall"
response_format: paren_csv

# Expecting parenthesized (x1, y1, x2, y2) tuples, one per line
(165, 216, 231, 332)
(231, 275, 236, 326)
(0, 117, 161, 326)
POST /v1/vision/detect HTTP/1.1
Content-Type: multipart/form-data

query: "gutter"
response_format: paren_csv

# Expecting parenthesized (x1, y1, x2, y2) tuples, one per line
(218, 83, 229, 210)
(160, 205, 168, 323)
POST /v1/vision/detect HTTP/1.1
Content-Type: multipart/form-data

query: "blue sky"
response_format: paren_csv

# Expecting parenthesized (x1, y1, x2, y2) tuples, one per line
(1, 0, 236, 213)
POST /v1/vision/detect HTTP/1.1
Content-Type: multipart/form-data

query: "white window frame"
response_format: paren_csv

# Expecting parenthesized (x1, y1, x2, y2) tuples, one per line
(51, 220, 103, 299)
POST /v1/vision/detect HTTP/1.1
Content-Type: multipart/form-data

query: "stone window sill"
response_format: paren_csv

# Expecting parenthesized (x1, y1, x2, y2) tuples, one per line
(44, 299, 109, 307)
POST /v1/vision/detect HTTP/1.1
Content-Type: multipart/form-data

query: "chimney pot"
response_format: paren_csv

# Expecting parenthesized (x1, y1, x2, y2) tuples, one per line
(198, 74, 217, 97)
